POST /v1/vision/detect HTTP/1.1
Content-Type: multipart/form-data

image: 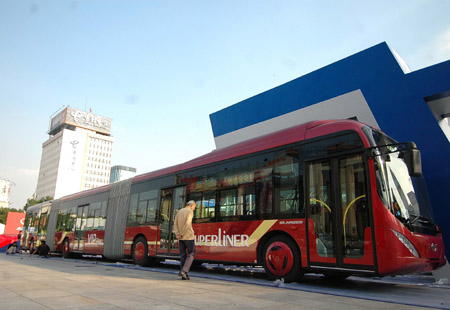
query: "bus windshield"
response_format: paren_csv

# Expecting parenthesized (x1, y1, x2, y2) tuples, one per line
(363, 127, 436, 234)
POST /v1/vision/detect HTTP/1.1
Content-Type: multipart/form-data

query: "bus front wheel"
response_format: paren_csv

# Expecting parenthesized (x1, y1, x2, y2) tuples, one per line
(261, 235, 303, 283)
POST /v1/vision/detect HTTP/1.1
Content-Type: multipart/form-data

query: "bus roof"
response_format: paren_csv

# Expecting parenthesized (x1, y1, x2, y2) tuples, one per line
(26, 200, 53, 213)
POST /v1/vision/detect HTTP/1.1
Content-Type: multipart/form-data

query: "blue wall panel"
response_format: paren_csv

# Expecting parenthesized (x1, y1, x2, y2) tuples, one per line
(403, 62, 450, 259)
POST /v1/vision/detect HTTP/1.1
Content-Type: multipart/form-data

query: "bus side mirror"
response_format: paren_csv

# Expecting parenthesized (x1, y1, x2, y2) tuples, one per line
(404, 142, 422, 177)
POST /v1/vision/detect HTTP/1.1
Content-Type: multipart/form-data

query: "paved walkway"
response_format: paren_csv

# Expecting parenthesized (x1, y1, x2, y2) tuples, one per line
(0, 254, 440, 310)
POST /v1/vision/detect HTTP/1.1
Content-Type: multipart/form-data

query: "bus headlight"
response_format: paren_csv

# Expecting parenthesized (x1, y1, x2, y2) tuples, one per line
(392, 230, 419, 258)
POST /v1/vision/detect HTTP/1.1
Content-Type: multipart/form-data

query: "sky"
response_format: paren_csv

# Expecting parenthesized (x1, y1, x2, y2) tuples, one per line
(0, 0, 449, 210)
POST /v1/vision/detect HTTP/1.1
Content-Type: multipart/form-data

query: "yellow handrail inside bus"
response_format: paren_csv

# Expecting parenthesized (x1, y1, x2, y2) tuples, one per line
(309, 198, 332, 213)
(343, 195, 366, 248)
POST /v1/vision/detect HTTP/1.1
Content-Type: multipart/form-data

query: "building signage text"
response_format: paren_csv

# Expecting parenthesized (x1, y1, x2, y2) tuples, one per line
(70, 109, 110, 131)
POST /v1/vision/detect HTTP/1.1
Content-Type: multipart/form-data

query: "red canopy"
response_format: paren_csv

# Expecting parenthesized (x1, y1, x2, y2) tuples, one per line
(0, 235, 16, 248)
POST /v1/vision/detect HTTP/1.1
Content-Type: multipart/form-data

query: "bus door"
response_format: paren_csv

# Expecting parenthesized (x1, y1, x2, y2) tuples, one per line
(157, 186, 186, 256)
(306, 154, 374, 273)
(73, 205, 88, 251)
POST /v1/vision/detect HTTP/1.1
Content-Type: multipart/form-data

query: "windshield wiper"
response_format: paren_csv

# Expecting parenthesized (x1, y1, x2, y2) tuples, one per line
(410, 215, 432, 225)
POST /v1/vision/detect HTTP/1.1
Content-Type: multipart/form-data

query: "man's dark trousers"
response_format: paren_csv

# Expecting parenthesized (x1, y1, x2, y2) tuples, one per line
(179, 240, 196, 273)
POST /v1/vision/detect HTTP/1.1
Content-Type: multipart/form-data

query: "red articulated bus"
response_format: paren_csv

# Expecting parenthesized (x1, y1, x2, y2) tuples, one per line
(22, 120, 446, 282)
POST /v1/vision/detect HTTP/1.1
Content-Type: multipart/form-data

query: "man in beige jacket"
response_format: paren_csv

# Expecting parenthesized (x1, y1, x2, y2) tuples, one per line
(173, 200, 197, 280)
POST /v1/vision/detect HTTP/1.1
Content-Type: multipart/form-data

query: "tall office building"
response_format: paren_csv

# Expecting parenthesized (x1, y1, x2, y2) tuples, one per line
(110, 165, 137, 183)
(35, 107, 114, 199)
(0, 178, 12, 209)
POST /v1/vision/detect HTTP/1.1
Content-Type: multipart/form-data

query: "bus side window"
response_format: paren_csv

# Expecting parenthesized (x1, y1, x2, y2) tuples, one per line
(146, 199, 157, 224)
(190, 191, 216, 223)
(273, 148, 302, 218)
(38, 211, 48, 235)
(88, 202, 102, 230)
(32, 211, 39, 233)
(238, 186, 256, 220)
(190, 192, 204, 223)
(141, 189, 158, 225)
(68, 208, 77, 232)
(219, 189, 239, 221)
(127, 189, 159, 226)
(56, 210, 65, 232)
(203, 191, 216, 222)
(136, 200, 147, 224)
(98, 201, 107, 229)
(86, 204, 94, 230)
(127, 194, 139, 225)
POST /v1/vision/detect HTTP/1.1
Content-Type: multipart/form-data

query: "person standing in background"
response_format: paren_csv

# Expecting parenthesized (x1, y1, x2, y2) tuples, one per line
(28, 233, 35, 253)
(17, 231, 22, 253)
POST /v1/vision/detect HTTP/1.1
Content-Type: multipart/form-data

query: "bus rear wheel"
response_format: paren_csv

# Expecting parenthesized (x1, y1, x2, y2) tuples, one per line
(262, 235, 303, 283)
(132, 236, 152, 267)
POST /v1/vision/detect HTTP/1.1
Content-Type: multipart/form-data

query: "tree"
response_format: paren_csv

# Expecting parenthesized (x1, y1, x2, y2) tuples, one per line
(0, 207, 20, 225)
(23, 196, 53, 212)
